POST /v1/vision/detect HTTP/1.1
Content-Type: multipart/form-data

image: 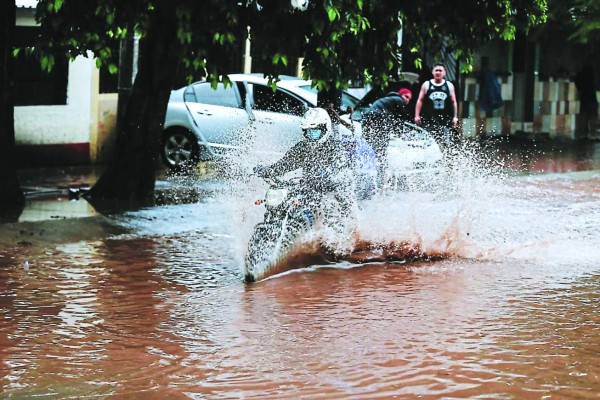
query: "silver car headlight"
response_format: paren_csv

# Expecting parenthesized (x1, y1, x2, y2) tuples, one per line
(265, 188, 289, 207)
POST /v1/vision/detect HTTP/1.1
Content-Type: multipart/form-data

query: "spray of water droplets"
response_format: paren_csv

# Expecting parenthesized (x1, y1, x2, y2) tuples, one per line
(205, 126, 600, 276)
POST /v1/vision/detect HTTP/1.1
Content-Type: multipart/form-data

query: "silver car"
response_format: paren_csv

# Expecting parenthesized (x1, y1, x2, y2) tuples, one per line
(161, 73, 359, 168)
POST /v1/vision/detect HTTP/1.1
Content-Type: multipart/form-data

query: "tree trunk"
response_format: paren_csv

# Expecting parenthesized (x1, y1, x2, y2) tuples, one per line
(116, 30, 136, 145)
(0, 0, 25, 217)
(85, 1, 183, 207)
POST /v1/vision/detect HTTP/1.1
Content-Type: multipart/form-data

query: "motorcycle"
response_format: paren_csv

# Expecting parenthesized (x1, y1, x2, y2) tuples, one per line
(244, 176, 322, 283)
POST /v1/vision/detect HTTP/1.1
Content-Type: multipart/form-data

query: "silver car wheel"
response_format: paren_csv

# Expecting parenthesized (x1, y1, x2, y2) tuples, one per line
(162, 130, 199, 168)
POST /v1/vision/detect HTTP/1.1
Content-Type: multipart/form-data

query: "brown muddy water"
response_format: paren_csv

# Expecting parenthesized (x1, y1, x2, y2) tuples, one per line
(1, 140, 600, 398)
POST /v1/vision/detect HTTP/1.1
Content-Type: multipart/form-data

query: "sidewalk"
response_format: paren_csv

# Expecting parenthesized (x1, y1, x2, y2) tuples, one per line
(11, 163, 216, 223)
(0, 166, 107, 247)
(2, 164, 220, 249)
(13, 165, 104, 224)
(19, 165, 104, 198)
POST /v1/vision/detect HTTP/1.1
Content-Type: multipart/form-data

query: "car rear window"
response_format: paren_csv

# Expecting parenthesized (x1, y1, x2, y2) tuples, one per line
(189, 82, 241, 108)
(296, 84, 358, 112)
(252, 84, 306, 116)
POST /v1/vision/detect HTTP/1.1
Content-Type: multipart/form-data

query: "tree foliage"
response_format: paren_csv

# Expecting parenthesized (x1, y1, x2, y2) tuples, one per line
(530, 0, 600, 45)
(243, 0, 548, 87)
(564, 0, 600, 43)
(34, 0, 245, 83)
(400, 0, 547, 74)
(33, 0, 548, 90)
(26, 0, 548, 203)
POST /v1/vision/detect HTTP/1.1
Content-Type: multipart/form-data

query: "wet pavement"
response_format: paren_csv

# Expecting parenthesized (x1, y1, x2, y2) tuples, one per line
(1, 138, 600, 398)
(0, 164, 219, 250)
(12, 163, 214, 221)
(4, 138, 600, 243)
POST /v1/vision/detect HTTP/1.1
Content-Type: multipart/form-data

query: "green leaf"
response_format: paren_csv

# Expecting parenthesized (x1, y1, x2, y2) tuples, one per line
(327, 7, 338, 22)
(271, 53, 288, 66)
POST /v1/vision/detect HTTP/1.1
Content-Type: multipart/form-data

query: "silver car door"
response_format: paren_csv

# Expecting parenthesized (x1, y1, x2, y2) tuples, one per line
(246, 82, 309, 155)
(184, 82, 250, 154)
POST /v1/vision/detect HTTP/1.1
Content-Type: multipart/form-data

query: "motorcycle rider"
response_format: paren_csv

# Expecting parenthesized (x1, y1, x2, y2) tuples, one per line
(254, 107, 357, 254)
(361, 88, 413, 188)
(324, 102, 377, 200)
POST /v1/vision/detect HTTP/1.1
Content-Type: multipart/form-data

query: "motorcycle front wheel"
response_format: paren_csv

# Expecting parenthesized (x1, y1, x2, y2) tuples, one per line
(244, 221, 304, 283)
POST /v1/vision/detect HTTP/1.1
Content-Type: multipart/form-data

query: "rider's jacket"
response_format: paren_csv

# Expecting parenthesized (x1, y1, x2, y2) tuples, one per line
(266, 138, 353, 194)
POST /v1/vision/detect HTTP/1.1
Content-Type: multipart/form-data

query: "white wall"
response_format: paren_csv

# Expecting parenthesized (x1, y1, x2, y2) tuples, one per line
(14, 54, 95, 146)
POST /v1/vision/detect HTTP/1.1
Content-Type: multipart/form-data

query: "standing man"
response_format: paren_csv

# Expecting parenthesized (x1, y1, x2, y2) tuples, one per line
(361, 88, 413, 186)
(414, 63, 459, 149)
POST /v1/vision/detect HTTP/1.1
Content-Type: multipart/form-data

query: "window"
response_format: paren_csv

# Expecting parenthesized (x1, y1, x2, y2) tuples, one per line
(14, 26, 68, 106)
(297, 84, 359, 112)
(191, 82, 241, 108)
(252, 84, 306, 116)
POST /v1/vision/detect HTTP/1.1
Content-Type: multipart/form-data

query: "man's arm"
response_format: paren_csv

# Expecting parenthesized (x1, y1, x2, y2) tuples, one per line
(448, 81, 459, 128)
(267, 142, 304, 177)
(414, 82, 428, 125)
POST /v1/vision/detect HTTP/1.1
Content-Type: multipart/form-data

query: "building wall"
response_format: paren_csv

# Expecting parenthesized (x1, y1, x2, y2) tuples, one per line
(460, 38, 598, 141)
(93, 93, 118, 163)
(15, 55, 94, 146)
(14, 55, 96, 165)
(461, 73, 588, 141)
(533, 79, 579, 140)
(461, 74, 514, 138)
(14, 5, 99, 166)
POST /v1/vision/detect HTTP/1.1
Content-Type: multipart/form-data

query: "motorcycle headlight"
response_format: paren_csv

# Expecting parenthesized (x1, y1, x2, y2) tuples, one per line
(265, 188, 289, 207)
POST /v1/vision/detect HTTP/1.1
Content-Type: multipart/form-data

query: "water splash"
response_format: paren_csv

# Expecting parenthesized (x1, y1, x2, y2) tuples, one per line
(205, 128, 600, 280)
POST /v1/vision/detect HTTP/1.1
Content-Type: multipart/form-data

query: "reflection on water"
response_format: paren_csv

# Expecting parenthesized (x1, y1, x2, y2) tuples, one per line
(486, 138, 600, 174)
(1, 141, 600, 398)
(16, 165, 101, 223)
(18, 193, 99, 223)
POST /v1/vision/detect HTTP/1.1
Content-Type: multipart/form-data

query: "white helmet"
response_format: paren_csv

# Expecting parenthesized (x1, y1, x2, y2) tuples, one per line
(300, 107, 333, 143)
(290, 0, 309, 11)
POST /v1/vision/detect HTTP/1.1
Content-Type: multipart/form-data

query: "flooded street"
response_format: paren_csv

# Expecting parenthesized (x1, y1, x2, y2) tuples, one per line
(1, 140, 600, 398)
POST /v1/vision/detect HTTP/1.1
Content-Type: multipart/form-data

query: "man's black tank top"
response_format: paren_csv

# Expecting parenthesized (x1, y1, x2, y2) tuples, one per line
(423, 79, 453, 121)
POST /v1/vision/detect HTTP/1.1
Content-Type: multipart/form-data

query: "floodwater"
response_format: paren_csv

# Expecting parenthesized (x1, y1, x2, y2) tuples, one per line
(1, 140, 600, 398)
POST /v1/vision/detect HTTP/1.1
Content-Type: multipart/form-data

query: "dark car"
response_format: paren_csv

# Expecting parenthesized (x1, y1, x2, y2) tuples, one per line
(349, 72, 421, 122)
